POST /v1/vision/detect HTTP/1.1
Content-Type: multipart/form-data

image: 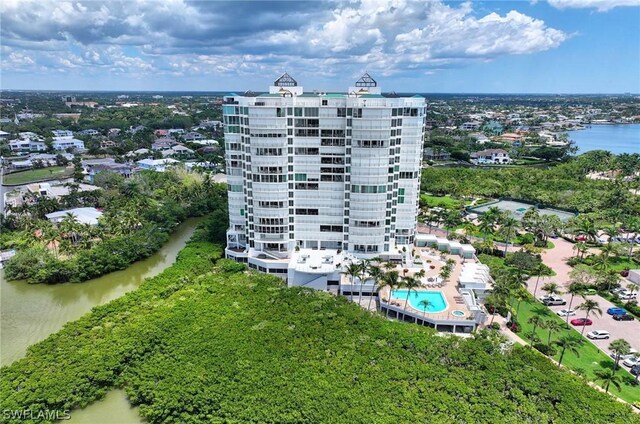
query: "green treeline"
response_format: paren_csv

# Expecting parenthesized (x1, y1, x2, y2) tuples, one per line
(3, 170, 228, 284)
(1, 230, 637, 422)
(421, 150, 640, 218)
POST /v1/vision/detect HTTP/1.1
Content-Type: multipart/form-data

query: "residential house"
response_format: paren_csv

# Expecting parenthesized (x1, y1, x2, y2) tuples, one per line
(470, 149, 512, 165)
(52, 137, 85, 151)
(78, 129, 101, 136)
(183, 131, 205, 141)
(460, 121, 481, 131)
(52, 129, 74, 138)
(188, 139, 220, 147)
(498, 132, 523, 146)
(8, 139, 46, 153)
(469, 133, 490, 144)
(154, 129, 169, 138)
(82, 158, 136, 182)
(137, 158, 180, 172)
(423, 147, 451, 161)
(0, 130, 10, 140)
(151, 138, 177, 151)
(46, 207, 103, 226)
(161, 145, 194, 158)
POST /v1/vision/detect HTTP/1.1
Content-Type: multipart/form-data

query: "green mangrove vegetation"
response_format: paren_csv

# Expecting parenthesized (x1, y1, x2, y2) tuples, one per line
(1, 222, 638, 423)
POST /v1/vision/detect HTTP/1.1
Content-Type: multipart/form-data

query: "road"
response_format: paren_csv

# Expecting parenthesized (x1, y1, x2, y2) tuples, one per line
(528, 237, 640, 355)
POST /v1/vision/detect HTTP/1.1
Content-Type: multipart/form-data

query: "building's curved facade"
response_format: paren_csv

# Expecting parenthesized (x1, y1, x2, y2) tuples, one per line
(224, 74, 426, 272)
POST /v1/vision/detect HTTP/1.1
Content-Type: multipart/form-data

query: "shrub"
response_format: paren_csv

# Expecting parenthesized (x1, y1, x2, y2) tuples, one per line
(217, 258, 247, 273)
(489, 322, 501, 331)
(533, 343, 557, 357)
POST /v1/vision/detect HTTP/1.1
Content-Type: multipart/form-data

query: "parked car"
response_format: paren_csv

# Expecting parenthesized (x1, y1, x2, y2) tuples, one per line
(557, 309, 576, 317)
(631, 365, 640, 376)
(543, 296, 567, 306)
(583, 288, 597, 296)
(586, 330, 610, 340)
(606, 307, 628, 315)
(613, 313, 635, 321)
(611, 287, 627, 295)
(619, 293, 637, 301)
(610, 349, 638, 360)
(623, 356, 640, 367)
(570, 318, 593, 326)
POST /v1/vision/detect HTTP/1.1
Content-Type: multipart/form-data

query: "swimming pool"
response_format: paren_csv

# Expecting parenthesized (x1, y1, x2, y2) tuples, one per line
(391, 290, 448, 313)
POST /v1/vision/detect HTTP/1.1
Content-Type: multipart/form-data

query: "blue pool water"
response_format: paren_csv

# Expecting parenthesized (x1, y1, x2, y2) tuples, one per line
(391, 290, 448, 313)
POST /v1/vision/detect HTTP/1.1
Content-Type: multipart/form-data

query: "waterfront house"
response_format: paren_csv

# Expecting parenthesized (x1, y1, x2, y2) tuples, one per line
(46, 207, 103, 226)
(470, 149, 512, 165)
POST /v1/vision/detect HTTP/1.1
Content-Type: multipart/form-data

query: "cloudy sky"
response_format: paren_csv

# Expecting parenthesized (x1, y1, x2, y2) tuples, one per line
(1, 0, 639, 93)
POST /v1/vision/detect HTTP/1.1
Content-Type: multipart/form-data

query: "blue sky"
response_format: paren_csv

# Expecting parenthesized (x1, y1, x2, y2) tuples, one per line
(1, 0, 639, 93)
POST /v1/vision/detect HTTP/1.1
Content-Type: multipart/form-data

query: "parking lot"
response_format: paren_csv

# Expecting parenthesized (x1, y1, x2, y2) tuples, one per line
(527, 237, 639, 373)
(544, 294, 639, 364)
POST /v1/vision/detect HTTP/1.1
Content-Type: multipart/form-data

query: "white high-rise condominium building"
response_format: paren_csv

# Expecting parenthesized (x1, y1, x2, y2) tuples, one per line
(224, 73, 426, 285)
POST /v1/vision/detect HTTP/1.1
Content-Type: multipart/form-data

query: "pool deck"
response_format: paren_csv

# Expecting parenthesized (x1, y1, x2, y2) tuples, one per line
(372, 248, 474, 322)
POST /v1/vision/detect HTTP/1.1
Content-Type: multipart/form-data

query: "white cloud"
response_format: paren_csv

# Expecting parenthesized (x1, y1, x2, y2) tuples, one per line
(0, 0, 570, 82)
(548, 0, 640, 12)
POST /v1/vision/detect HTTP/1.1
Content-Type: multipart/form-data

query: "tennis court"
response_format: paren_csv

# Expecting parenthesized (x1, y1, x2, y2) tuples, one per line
(468, 199, 575, 221)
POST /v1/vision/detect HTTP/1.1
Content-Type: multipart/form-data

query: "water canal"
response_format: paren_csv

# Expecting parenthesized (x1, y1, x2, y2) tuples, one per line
(1, 218, 202, 423)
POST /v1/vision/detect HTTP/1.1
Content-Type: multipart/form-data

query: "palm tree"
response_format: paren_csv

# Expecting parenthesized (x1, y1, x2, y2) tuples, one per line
(576, 218, 598, 243)
(357, 259, 372, 303)
(498, 216, 520, 257)
(594, 368, 623, 394)
(513, 287, 529, 322)
(577, 299, 602, 336)
(541, 282, 561, 297)
(531, 262, 546, 298)
(418, 299, 432, 319)
(400, 276, 420, 320)
(553, 336, 582, 367)
(383, 261, 396, 272)
(527, 314, 544, 345)
(444, 211, 462, 237)
(342, 262, 360, 301)
(609, 339, 631, 372)
(564, 282, 585, 324)
(478, 214, 494, 241)
(545, 320, 563, 346)
(367, 265, 384, 311)
(572, 241, 588, 259)
(627, 282, 639, 296)
(382, 270, 400, 318)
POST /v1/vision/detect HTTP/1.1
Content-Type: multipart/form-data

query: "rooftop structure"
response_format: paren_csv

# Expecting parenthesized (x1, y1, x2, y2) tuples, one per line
(46, 207, 103, 226)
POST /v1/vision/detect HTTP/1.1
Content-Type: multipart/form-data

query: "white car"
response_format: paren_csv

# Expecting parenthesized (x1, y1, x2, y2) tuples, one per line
(623, 356, 640, 367)
(556, 309, 576, 317)
(586, 330, 610, 340)
(619, 293, 637, 301)
(610, 349, 638, 360)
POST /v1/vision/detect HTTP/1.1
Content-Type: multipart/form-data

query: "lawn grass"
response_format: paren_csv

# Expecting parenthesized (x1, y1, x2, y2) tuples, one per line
(478, 253, 557, 277)
(515, 299, 640, 404)
(420, 194, 462, 210)
(3, 166, 70, 185)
